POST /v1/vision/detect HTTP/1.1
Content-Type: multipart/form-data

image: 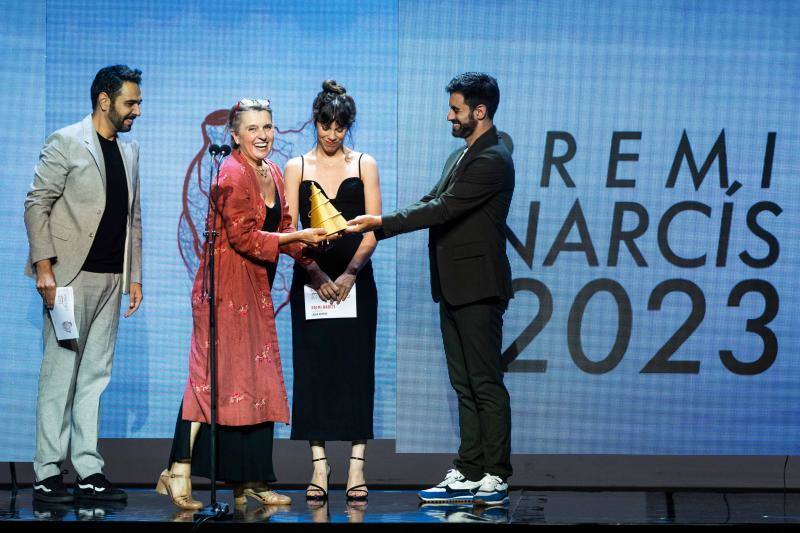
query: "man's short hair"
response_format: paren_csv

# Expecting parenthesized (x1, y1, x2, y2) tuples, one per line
(446, 72, 500, 119)
(90, 65, 142, 109)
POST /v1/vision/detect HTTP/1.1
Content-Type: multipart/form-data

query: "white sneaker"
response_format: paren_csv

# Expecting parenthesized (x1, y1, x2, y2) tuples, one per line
(417, 469, 481, 503)
(472, 474, 509, 506)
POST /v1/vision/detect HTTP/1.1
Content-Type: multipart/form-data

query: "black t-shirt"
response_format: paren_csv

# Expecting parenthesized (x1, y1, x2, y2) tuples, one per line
(82, 133, 129, 273)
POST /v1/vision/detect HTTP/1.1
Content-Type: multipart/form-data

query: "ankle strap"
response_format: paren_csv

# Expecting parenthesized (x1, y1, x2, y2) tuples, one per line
(350, 456, 365, 461)
(312, 457, 328, 463)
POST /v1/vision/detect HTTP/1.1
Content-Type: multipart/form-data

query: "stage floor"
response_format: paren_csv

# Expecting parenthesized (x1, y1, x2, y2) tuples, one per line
(3, 488, 800, 527)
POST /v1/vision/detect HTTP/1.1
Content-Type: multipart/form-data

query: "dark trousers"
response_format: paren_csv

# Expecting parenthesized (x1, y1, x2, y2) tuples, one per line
(167, 402, 276, 483)
(440, 297, 512, 481)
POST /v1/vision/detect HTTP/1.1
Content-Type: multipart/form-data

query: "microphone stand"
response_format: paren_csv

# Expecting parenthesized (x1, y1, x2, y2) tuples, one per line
(195, 144, 233, 522)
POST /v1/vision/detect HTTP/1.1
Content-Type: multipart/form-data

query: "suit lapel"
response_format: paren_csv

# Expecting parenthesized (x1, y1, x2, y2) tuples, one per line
(117, 140, 134, 211)
(81, 114, 107, 189)
(455, 126, 499, 173)
(436, 127, 500, 196)
(436, 148, 466, 196)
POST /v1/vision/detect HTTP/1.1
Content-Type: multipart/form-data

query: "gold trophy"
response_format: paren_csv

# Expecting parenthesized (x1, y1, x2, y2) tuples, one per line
(308, 182, 348, 236)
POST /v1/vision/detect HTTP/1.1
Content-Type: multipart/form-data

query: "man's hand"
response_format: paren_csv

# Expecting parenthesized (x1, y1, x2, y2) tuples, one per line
(124, 282, 143, 318)
(34, 259, 57, 309)
(346, 215, 382, 234)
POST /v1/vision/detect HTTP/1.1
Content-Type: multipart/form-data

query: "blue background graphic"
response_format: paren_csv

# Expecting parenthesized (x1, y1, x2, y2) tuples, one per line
(0, 0, 397, 460)
(1, 0, 798, 460)
(396, 0, 800, 454)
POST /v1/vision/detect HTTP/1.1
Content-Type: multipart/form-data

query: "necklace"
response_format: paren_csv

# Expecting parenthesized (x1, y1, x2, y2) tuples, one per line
(256, 164, 275, 205)
(254, 163, 271, 180)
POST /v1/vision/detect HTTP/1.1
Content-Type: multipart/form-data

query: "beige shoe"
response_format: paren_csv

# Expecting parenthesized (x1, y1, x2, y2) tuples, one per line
(155, 469, 203, 510)
(235, 486, 291, 506)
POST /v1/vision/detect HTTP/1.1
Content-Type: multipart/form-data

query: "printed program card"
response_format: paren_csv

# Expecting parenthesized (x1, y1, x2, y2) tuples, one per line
(49, 287, 78, 341)
(303, 284, 357, 320)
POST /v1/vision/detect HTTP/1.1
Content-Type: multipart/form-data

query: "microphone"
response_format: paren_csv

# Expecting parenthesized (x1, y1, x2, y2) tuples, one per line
(208, 144, 221, 156)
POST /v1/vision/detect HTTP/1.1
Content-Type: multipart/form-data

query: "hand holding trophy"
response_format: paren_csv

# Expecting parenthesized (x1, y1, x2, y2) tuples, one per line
(308, 182, 346, 246)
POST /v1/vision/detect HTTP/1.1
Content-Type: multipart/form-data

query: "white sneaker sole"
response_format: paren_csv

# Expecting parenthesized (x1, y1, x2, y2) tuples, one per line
(418, 494, 475, 503)
(473, 496, 510, 506)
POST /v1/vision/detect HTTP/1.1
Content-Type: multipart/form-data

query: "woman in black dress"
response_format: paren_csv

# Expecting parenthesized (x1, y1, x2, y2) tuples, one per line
(284, 80, 382, 503)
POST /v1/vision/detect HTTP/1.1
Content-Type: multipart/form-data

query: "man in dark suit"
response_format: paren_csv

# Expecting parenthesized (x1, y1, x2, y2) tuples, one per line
(348, 72, 514, 506)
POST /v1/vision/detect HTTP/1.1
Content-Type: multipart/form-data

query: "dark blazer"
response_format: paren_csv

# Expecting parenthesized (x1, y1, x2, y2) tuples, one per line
(378, 126, 514, 306)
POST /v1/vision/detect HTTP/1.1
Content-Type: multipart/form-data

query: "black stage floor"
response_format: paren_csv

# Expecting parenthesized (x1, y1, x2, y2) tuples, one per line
(3, 488, 800, 529)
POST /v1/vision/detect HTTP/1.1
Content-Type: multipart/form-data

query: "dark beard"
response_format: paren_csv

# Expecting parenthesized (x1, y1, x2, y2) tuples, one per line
(450, 111, 477, 139)
(108, 106, 133, 132)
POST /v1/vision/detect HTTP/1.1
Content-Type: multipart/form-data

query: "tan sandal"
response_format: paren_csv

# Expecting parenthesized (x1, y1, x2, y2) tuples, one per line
(234, 484, 291, 506)
(155, 469, 203, 510)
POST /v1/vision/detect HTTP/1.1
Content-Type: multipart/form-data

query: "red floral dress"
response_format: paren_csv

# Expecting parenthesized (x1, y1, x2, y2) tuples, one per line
(182, 151, 307, 425)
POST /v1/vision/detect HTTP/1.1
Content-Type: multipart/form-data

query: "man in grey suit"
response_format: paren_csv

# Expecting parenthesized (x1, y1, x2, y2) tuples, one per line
(24, 65, 143, 503)
(348, 73, 514, 506)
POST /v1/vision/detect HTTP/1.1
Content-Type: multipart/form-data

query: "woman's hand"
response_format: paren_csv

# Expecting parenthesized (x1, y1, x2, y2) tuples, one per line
(298, 227, 330, 246)
(333, 272, 357, 304)
(309, 267, 339, 303)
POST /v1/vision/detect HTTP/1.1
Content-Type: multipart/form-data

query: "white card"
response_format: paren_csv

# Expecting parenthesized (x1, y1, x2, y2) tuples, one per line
(303, 284, 357, 320)
(48, 286, 79, 341)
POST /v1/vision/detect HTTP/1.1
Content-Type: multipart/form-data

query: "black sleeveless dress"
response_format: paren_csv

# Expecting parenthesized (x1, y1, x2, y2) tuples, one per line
(289, 155, 377, 441)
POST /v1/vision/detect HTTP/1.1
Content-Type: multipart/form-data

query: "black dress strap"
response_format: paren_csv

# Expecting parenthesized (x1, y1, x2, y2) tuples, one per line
(358, 153, 364, 180)
(300, 155, 305, 180)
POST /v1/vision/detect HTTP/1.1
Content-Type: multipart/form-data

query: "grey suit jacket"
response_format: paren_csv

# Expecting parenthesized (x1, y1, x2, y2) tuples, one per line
(24, 114, 142, 294)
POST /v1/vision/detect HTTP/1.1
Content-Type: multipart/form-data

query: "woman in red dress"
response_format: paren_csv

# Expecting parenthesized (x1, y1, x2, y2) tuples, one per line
(157, 99, 328, 509)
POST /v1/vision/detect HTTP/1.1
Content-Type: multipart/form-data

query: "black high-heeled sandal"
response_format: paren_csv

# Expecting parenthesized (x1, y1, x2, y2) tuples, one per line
(346, 456, 369, 502)
(306, 457, 330, 501)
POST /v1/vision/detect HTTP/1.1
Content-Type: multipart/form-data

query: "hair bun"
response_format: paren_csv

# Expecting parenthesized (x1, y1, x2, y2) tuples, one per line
(322, 79, 346, 95)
